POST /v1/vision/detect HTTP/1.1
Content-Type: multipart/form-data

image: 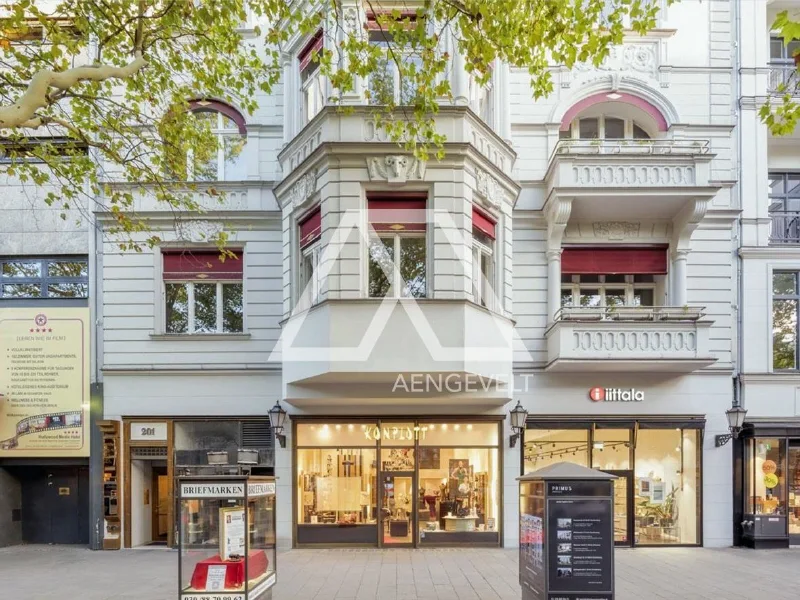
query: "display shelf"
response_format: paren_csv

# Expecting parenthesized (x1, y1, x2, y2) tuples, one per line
(97, 420, 121, 551)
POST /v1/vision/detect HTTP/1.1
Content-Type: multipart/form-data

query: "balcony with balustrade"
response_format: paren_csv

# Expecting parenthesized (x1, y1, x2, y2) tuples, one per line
(545, 305, 716, 372)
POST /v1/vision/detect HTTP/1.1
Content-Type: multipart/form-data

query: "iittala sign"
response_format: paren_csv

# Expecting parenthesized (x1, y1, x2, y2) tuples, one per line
(589, 387, 644, 403)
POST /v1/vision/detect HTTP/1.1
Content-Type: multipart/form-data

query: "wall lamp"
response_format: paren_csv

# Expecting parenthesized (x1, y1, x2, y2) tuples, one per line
(268, 401, 288, 448)
(715, 405, 747, 448)
(509, 400, 528, 448)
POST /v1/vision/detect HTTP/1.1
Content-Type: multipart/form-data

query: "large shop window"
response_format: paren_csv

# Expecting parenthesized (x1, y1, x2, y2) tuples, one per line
(162, 250, 244, 334)
(472, 207, 496, 309)
(299, 30, 324, 124)
(1, 256, 88, 299)
(773, 271, 800, 370)
(745, 438, 786, 518)
(367, 193, 427, 299)
(295, 421, 500, 547)
(524, 421, 701, 546)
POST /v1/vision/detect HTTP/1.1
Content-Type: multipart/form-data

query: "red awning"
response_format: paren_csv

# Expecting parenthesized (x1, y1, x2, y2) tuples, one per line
(472, 206, 496, 240)
(163, 250, 243, 281)
(561, 246, 668, 275)
(299, 30, 323, 72)
(368, 192, 427, 232)
(299, 207, 321, 248)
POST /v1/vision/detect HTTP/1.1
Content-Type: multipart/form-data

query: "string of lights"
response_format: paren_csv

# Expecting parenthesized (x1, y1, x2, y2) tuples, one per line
(524, 441, 630, 463)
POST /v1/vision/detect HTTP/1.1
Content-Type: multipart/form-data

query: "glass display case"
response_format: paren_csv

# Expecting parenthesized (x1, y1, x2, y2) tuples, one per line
(178, 476, 276, 600)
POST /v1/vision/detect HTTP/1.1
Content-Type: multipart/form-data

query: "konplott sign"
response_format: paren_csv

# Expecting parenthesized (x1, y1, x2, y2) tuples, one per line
(589, 387, 644, 402)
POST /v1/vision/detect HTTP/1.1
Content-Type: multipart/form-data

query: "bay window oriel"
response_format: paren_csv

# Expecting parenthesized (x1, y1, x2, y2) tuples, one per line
(162, 250, 244, 334)
(367, 193, 427, 299)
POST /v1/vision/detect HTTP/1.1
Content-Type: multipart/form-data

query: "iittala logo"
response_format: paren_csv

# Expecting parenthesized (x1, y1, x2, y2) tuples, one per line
(589, 387, 644, 402)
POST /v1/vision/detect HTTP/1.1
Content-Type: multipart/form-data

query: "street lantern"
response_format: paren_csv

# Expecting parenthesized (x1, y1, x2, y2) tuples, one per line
(715, 405, 747, 447)
(509, 400, 528, 448)
(268, 401, 288, 448)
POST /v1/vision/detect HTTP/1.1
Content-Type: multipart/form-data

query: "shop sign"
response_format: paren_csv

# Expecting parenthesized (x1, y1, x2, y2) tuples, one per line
(364, 425, 428, 442)
(589, 387, 644, 403)
(0, 308, 90, 458)
(247, 482, 275, 497)
(180, 483, 245, 498)
(764, 473, 779, 489)
(130, 422, 168, 442)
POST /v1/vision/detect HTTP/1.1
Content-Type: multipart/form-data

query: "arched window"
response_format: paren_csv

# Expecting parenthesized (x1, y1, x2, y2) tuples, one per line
(188, 100, 247, 182)
(559, 115, 652, 140)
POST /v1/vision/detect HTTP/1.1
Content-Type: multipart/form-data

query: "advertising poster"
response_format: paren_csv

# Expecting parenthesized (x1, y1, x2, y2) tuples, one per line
(519, 484, 545, 598)
(547, 481, 614, 600)
(0, 308, 90, 457)
(220, 507, 246, 559)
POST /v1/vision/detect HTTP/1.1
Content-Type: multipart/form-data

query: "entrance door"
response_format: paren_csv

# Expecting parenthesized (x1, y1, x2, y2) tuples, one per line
(605, 470, 634, 547)
(381, 472, 415, 546)
(20, 466, 89, 544)
(789, 443, 800, 545)
(151, 466, 169, 544)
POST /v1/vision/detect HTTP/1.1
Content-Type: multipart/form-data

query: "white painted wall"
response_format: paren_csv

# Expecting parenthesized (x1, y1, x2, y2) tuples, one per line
(130, 460, 153, 548)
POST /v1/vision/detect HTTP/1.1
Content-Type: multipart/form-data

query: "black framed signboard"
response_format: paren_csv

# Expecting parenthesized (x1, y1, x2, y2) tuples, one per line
(518, 464, 616, 600)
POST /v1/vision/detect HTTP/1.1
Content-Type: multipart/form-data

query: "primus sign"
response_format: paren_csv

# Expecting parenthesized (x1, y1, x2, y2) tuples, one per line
(589, 387, 644, 403)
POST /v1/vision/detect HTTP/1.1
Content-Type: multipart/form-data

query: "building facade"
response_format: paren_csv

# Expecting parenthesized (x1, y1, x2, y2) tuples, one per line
(3, 0, 773, 551)
(736, 0, 800, 549)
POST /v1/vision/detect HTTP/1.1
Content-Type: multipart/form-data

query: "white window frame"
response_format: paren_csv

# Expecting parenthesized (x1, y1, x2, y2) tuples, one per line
(298, 241, 321, 309)
(164, 280, 244, 334)
(189, 111, 243, 182)
(560, 275, 657, 307)
(366, 37, 423, 105)
(367, 232, 427, 298)
(561, 116, 651, 140)
(472, 232, 494, 309)
(301, 62, 324, 125)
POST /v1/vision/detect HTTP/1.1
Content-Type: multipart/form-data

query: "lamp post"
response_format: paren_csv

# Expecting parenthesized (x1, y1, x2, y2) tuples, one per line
(715, 405, 747, 447)
(509, 400, 528, 448)
(268, 401, 288, 449)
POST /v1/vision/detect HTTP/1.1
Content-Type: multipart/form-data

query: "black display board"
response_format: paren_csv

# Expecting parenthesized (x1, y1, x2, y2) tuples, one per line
(519, 471, 615, 600)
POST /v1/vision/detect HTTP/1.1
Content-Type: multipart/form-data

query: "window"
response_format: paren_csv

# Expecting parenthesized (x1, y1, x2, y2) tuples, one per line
(560, 116, 652, 140)
(299, 30, 324, 124)
(472, 207, 496, 309)
(162, 250, 243, 334)
(298, 207, 321, 308)
(469, 71, 494, 125)
(366, 16, 423, 106)
(187, 102, 247, 182)
(768, 173, 800, 244)
(1, 257, 88, 299)
(0, 137, 88, 164)
(367, 194, 427, 298)
(771, 36, 800, 63)
(561, 274, 656, 307)
(773, 271, 800, 370)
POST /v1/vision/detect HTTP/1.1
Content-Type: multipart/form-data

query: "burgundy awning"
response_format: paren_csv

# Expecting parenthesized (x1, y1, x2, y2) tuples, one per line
(163, 250, 243, 281)
(472, 206, 496, 240)
(561, 246, 668, 275)
(299, 30, 323, 72)
(368, 192, 427, 232)
(299, 207, 321, 248)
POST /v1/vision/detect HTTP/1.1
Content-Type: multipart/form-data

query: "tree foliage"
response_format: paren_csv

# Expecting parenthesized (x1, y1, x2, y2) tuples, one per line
(1, 0, 667, 249)
(762, 10, 800, 135)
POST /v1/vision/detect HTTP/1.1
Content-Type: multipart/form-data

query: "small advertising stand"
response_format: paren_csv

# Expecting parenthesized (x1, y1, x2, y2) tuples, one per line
(518, 463, 616, 600)
(178, 476, 277, 600)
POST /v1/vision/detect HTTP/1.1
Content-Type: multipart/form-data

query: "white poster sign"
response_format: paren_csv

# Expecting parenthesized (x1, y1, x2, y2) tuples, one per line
(180, 483, 245, 498)
(205, 565, 227, 591)
(247, 481, 275, 497)
(130, 422, 168, 442)
(220, 507, 246, 559)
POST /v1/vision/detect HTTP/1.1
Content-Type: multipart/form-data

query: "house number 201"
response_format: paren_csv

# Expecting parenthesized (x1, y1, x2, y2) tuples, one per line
(140, 427, 156, 436)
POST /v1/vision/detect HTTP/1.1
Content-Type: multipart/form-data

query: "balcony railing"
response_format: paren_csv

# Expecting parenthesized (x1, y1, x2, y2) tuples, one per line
(546, 306, 715, 372)
(555, 305, 705, 322)
(769, 211, 800, 244)
(768, 64, 800, 95)
(553, 138, 710, 157)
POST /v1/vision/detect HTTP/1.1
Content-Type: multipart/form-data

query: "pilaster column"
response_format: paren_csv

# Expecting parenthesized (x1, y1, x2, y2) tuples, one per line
(282, 55, 295, 143)
(547, 249, 563, 324)
(671, 250, 689, 307)
(451, 29, 469, 105)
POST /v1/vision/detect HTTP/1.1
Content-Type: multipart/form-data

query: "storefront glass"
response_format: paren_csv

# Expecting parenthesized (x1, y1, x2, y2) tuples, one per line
(789, 444, 800, 539)
(294, 420, 501, 547)
(524, 421, 702, 546)
(747, 438, 786, 516)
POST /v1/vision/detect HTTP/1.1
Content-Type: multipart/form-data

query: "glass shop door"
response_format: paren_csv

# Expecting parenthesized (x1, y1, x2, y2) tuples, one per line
(605, 470, 634, 547)
(380, 472, 416, 547)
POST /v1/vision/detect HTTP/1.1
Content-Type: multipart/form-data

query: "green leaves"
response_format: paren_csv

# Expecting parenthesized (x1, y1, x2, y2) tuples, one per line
(1, 0, 668, 249)
(762, 10, 800, 136)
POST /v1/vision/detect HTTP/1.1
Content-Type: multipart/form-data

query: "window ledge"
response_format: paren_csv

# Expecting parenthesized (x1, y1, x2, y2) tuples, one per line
(149, 333, 251, 341)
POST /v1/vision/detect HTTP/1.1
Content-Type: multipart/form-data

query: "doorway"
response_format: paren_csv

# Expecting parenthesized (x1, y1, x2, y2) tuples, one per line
(151, 466, 169, 544)
(15, 466, 89, 545)
(789, 442, 800, 545)
(381, 472, 415, 546)
(605, 470, 634, 546)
